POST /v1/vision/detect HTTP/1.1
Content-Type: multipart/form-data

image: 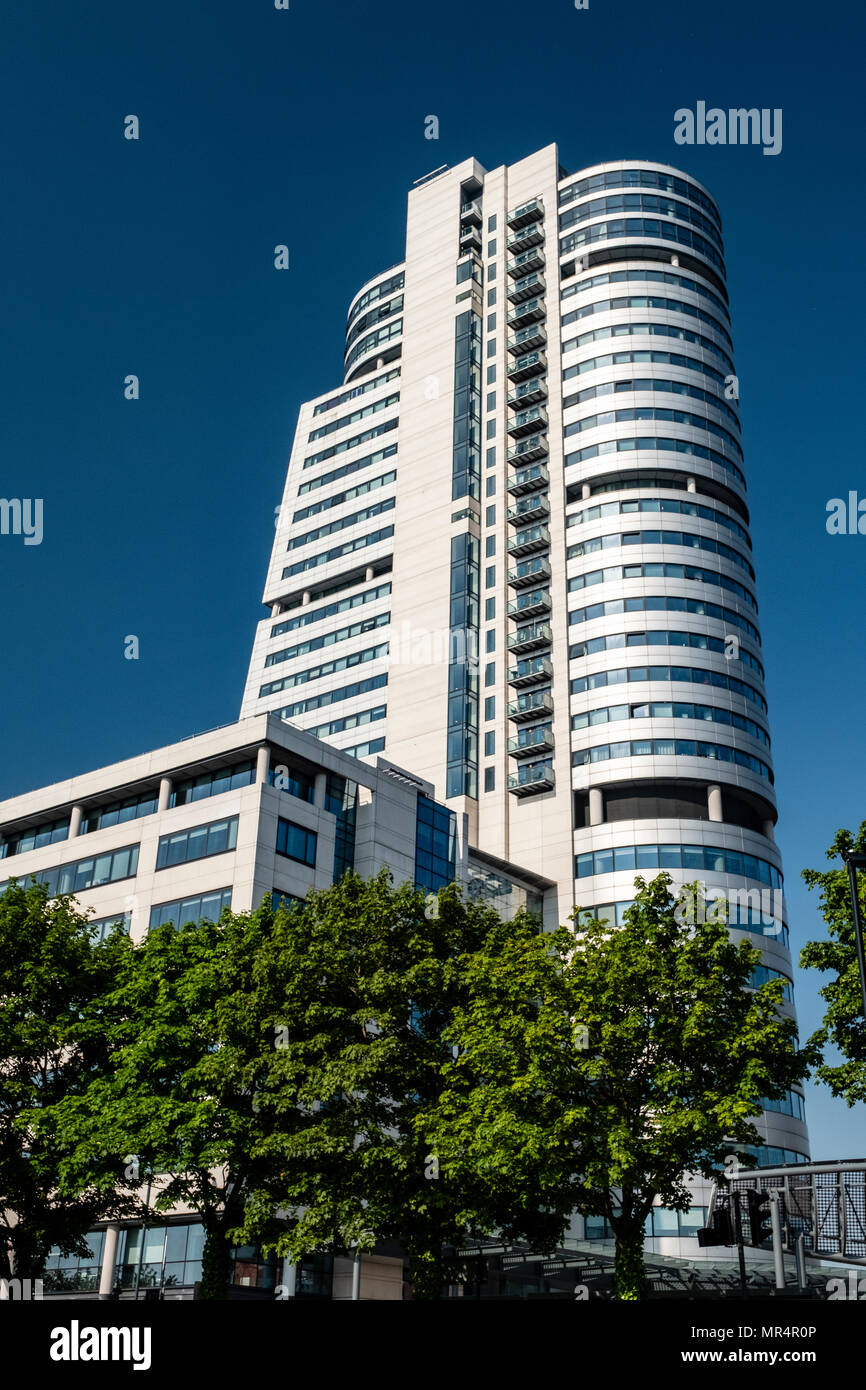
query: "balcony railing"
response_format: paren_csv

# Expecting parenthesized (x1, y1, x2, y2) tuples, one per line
(507, 221, 544, 254)
(507, 588, 551, 620)
(507, 524, 550, 557)
(508, 761, 556, 795)
(507, 297, 546, 329)
(507, 377, 547, 408)
(507, 463, 549, 496)
(507, 656, 553, 688)
(507, 622, 553, 654)
(507, 273, 546, 305)
(460, 198, 483, 226)
(507, 434, 549, 464)
(507, 728, 556, 758)
(508, 690, 554, 722)
(459, 225, 482, 252)
(507, 247, 545, 278)
(507, 198, 544, 228)
(507, 555, 552, 588)
(507, 324, 547, 356)
(506, 349, 547, 381)
(507, 494, 549, 526)
(506, 405, 548, 439)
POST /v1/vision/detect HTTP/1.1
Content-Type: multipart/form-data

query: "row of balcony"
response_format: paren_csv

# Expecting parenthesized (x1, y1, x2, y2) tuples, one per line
(505, 195, 552, 799)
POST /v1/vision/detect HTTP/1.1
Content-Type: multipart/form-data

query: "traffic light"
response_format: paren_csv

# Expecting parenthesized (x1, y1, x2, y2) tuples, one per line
(746, 1188, 773, 1248)
(697, 1198, 734, 1247)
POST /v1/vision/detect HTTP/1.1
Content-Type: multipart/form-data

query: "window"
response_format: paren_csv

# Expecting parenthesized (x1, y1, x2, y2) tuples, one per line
(89, 912, 132, 943)
(260, 642, 389, 697)
(276, 818, 317, 867)
(156, 817, 239, 869)
(487, 239, 497, 256)
(486, 391, 496, 411)
(44, 1231, 105, 1293)
(484, 731, 495, 756)
(271, 581, 392, 637)
(487, 315, 496, 333)
(484, 696, 495, 720)
(484, 767, 496, 792)
(486, 340, 497, 359)
(268, 764, 316, 802)
(486, 419, 496, 438)
(488, 262, 496, 280)
(486, 446, 496, 468)
(484, 662, 495, 687)
(172, 761, 256, 807)
(82, 790, 159, 833)
(1, 816, 69, 858)
(485, 597, 495, 620)
(325, 774, 356, 879)
(114, 1222, 207, 1290)
(486, 365, 496, 384)
(414, 795, 457, 891)
(282, 528, 395, 580)
(456, 258, 480, 285)
(149, 888, 233, 932)
(265, 613, 393, 668)
(7, 843, 141, 898)
(487, 214, 497, 232)
(485, 565, 496, 588)
(485, 629, 495, 652)
(485, 535, 496, 556)
(486, 475, 496, 498)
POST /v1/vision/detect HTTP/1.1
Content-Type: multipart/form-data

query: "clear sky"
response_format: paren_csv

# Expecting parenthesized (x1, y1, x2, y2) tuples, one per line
(1, 0, 864, 1158)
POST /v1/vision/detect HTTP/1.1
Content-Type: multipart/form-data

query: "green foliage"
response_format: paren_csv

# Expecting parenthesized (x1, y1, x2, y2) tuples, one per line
(40, 897, 280, 1299)
(0, 881, 140, 1281)
(426, 872, 811, 1300)
(799, 822, 866, 1106)
(238, 871, 559, 1299)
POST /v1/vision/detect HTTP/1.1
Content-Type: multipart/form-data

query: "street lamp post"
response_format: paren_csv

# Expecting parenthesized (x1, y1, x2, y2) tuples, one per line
(841, 850, 866, 1022)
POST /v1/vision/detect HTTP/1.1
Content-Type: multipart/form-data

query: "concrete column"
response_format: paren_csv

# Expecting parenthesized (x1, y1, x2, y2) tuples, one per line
(98, 1224, 120, 1299)
(707, 785, 723, 822)
(581, 483, 591, 499)
(762, 819, 775, 842)
(365, 566, 375, 581)
(314, 772, 329, 808)
(157, 777, 172, 813)
(589, 787, 604, 826)
(351, 1251, 361, 1301)
(256, 745, 270, 784)
(280, 1259, 297, 1299)
(686, 476, 697, 493)
(68, 805, 83, 839)
(302, 590, 311, 606)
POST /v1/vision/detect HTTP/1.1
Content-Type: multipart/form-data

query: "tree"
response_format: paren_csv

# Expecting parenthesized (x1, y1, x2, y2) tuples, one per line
(426, 872, 812, 1300)
(0, 881, 140, 1284)
(236, 870, 563, 1299)
(800, 822, 866, 1106)
(42, 899, 280, 1299)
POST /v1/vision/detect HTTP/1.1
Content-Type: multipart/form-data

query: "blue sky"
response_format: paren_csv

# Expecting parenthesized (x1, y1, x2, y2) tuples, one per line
(1, 0, 864, 1157)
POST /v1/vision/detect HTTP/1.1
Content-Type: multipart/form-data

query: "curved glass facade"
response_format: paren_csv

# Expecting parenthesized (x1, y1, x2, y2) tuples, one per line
(563, 160, 806, 1171)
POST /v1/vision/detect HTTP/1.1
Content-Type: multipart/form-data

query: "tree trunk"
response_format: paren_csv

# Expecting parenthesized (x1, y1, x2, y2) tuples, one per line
(613, 1222, 646, 1301)
(199, 1226, 232, 1300)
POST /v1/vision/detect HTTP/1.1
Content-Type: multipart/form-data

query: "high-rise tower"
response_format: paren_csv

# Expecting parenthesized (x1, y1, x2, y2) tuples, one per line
(242, 145, 808, 1173)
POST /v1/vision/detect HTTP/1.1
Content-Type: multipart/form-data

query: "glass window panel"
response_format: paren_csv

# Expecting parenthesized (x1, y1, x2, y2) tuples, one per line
(635, 845, 659, 869)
